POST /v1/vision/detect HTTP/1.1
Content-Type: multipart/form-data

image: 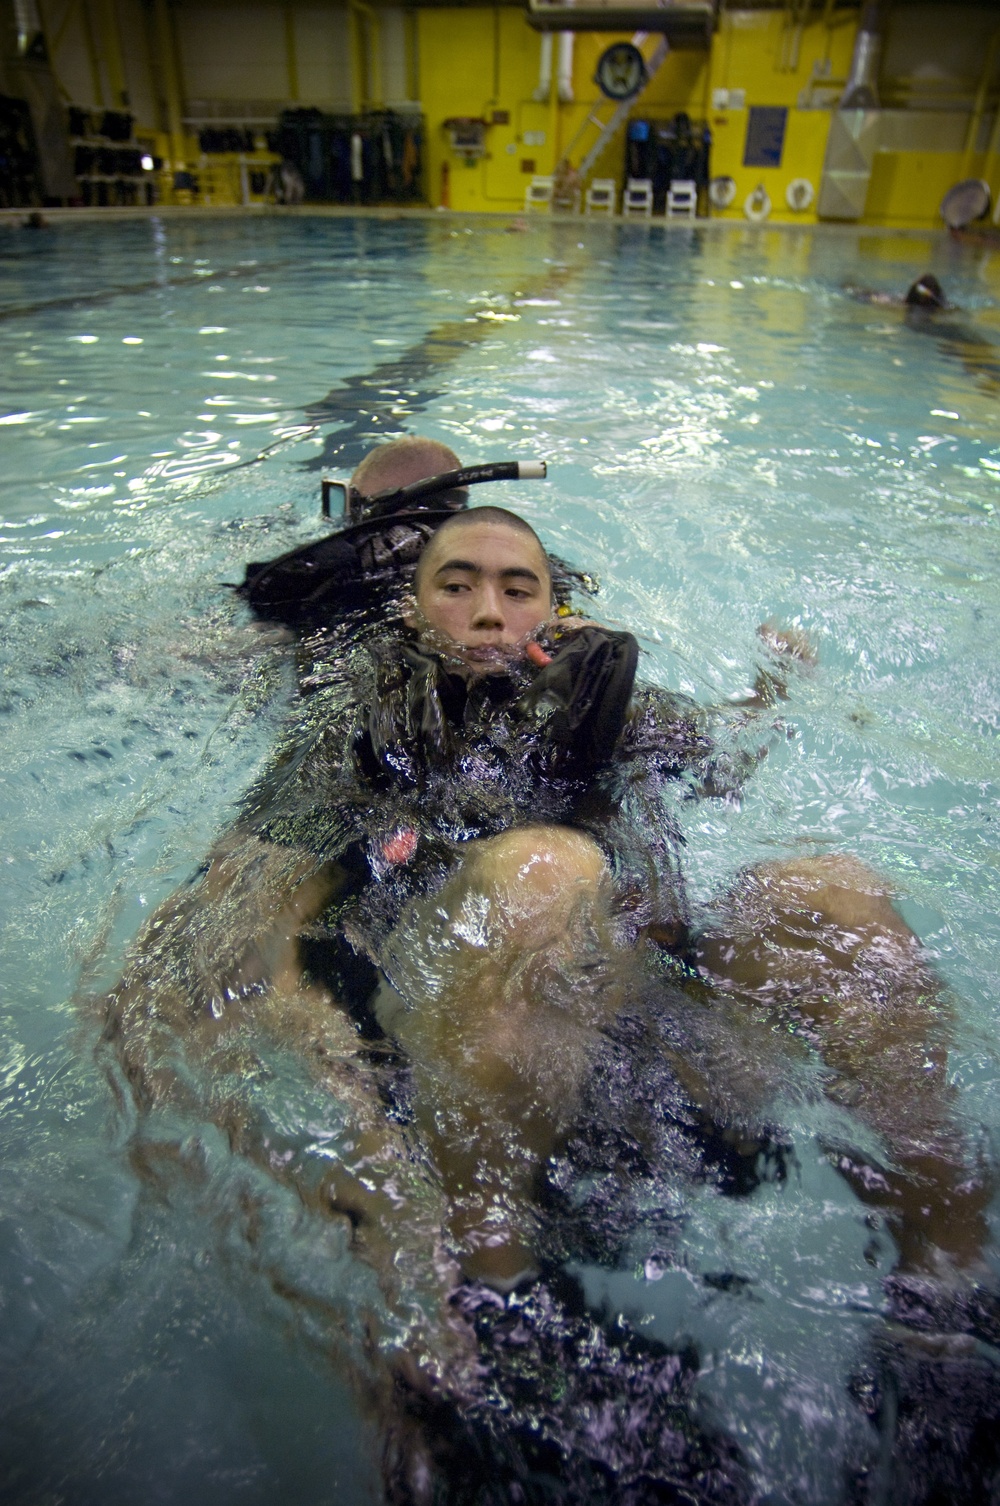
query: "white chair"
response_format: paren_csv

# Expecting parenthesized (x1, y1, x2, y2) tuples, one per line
(584, 177, 617, 215)
(524, 175, 553, 211)
(622, 177, 653, 218)
(666, 178, 697, 219)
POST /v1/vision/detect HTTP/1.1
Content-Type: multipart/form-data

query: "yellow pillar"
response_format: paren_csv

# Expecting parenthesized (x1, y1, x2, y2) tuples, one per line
(153, 0, 185, 170)
(45, 0, 79, 60)
(36, 0, 73, 103)
(983, 89, 1000, 208)
(349, 0, 381, 112)
(348, 4, 365, 113)
(960, 28, 1000, 181)
(284, 5, 299, 103)
(369, 6, 382, 109)
(81, 0, 106, 108)
(404, 6, 419, 105)
(548, 34, 560, 171)
(97, 0, 128, 108)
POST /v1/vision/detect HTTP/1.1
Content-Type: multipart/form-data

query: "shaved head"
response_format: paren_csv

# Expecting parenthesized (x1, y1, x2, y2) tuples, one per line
(350, 437, 462, 497)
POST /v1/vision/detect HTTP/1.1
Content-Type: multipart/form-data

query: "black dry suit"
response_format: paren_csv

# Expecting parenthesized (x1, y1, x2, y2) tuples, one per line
(237, 508, 458, 635)
(240, 624, 719, 1003)
(234, 630, 779, 1505)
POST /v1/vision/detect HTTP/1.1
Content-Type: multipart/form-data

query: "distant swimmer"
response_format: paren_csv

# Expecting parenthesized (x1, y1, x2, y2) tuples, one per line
(904, 272, 947, 309)
(844, 272, 949, 310)
(846, 272, 1000, 393)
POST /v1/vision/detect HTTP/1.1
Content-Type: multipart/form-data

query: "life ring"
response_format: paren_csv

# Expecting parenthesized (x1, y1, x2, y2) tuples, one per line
(744, 185, 771, 222)
(785, 177, 814, 212)
(708, 175, 736, 210)
(940, 178, 991, 230)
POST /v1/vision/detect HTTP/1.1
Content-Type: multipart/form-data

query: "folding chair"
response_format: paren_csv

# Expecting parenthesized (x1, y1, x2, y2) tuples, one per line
(622, 178, 653, 218)
(584, 177, 617, 215)
(524, 176, 553, 211)
(666, 178, 697, 220)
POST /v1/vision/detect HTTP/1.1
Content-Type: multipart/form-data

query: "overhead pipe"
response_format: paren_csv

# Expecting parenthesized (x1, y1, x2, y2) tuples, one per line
(557, 30, 573, 103)
(533, 31, 553, 102)
(840, 0, 880, 110)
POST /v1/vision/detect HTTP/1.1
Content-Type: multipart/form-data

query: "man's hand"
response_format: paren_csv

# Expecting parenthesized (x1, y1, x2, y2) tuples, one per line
(742, 620, 817, 709)
(757, 619, 817, 666)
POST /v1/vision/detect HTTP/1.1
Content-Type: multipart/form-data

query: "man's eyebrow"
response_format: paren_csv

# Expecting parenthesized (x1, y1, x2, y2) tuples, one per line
(432, 558, 543, 585)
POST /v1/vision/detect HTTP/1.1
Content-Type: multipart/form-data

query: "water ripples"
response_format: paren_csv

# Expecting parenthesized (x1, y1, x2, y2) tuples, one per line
(3, 213, 1000, 1504)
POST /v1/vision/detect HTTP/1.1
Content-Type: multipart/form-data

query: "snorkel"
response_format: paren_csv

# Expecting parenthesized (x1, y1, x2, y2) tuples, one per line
(321, 459, 548, 521)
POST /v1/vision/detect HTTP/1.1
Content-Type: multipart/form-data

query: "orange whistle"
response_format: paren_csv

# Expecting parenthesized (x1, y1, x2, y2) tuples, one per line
(526, 641, 553, 668)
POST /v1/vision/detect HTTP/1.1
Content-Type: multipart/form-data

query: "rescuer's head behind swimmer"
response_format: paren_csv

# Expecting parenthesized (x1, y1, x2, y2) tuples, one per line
(404, 507, 553, 671)
(904, 273, 945, 310)
(350, 436, 466, 510)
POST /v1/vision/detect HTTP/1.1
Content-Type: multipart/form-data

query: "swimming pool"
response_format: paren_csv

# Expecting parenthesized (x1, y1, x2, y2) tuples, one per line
(2, 211, 999, 1504)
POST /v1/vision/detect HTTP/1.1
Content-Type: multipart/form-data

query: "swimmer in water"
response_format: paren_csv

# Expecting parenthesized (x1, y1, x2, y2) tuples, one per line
(106, 469, 997, 1498)
(113, 495, 991, 1281)
(846, 272, 1000, 400)
(904, 273, 947, 310)
(844, 272, 949, 310)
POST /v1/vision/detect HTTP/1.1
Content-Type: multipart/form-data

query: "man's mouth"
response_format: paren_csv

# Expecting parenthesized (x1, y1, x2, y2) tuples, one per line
(464, 642, 510, 660)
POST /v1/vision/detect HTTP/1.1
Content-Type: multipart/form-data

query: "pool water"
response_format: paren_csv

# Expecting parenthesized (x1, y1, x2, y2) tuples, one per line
(2, 212, 1000, 1504)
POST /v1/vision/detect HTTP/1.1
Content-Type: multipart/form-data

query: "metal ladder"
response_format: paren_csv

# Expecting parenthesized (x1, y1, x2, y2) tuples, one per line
(564, 33, 670, 184)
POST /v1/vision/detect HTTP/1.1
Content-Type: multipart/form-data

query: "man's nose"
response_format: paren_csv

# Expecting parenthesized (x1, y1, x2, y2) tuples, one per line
(471, 585, 505, 627)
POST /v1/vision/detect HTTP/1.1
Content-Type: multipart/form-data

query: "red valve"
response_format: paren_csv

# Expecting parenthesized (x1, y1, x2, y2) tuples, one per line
(382, 828, 418, 865)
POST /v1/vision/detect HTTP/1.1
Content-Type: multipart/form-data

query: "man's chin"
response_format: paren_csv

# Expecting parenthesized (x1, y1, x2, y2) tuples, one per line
(415, 623, 530, 674)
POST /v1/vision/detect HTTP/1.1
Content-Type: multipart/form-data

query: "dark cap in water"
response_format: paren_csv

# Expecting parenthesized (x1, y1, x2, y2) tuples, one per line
(905, 274, 945, 310)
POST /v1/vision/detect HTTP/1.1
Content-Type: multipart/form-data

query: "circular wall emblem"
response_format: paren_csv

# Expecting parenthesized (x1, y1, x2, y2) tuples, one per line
(595, 43, 646, 102)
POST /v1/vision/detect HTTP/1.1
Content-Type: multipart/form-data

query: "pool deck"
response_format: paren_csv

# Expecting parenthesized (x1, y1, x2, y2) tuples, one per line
(0, 202, 957, 239)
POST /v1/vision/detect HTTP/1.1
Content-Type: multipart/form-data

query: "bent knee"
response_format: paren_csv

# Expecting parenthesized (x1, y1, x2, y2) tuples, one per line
(466, 825, 607, 899)
(749, 853, 912, 938)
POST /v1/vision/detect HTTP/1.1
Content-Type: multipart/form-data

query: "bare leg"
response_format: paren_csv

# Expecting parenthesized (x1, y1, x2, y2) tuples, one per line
(378, 824, 632, 1289)
(103, 841, 476, 1386)
(695, 853, 991, 1273)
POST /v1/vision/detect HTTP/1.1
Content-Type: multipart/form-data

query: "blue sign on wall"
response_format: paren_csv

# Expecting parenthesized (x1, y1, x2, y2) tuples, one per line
(743, 107, 788, 168)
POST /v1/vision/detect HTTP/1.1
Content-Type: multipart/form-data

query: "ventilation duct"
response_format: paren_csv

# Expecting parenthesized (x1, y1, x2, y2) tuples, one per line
(817, 1, 882, 221)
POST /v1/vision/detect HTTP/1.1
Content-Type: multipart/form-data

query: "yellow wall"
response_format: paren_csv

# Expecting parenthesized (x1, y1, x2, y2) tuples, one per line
(417, 4, 1000, 229)
(418, 6, 857, 221)
(35, 0, 1000, 227)
(867, 147, 1000, 228)
(706, 8, 854, 224)
(418, 7, 716, 213)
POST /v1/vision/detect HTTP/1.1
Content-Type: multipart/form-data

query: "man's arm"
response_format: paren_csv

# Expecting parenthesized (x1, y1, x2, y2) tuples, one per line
(105, 831, 344, 1100)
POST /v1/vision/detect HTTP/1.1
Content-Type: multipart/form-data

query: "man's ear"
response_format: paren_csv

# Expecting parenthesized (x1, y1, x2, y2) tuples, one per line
(401, 594, 419, 630)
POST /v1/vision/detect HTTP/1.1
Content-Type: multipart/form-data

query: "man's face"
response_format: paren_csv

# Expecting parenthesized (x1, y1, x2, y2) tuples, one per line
(406, 519, 552, 670)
